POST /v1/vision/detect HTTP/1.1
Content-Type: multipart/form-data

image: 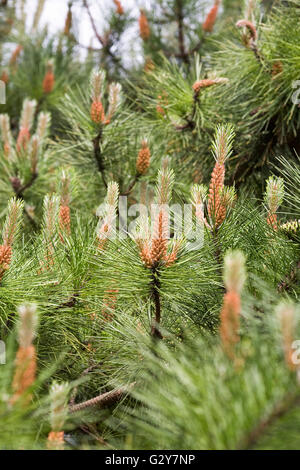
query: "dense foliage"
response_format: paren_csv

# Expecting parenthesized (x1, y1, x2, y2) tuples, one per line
(0, 0, 300, 450)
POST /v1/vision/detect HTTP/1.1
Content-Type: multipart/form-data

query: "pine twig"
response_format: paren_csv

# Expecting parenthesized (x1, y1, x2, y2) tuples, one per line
(11, 173, 38, 199)
(55, 292, 79, 310)
(250, 42, 266, 69)
(79, 424, 109, 447)
(239, 392, 300, 450)
(175, 91, 199, 131)
(93, 128, 107, 188)
(82, 0, 105, 46)
(10, 175, 38, 229)
(121, 173, 141, 196)
(82, 0, 127, 75)
(150, 268, 163, 339)
(189, 36, 205, 55)
(278, 260, 300, 292)
(69, 382, 135, 413)
(211, 227, 223, 274)
(176, 0, 189, 65)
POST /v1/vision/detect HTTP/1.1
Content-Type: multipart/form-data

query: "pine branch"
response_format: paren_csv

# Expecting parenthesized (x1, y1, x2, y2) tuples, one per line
(82, 0, 127, 75)
(79, 424, 109, 447)
(121, 173, 141, 196)
(150, 268, 163, 339)
(250, 42, 266, 69)
(92, 128, 107, 188)
(239, 392, 300, 450)
(11, 172, 38, 199)
(211, 227, 223, 273)
(10, 176, 38, 229)
(190, 36, 205, 55)
(176, 0, 189, 65)
(175, 91, 199, 131)
(82, 0, 105, 46)
(69, 382, 135, 413)
(55, 292, 79, 310)
(278, 260, 300, 292)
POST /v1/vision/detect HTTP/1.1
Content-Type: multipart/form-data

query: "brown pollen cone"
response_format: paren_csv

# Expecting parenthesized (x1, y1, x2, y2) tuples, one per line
(208, 162, 225, 225)
(192, 79, 217, 93)
(114, 0, 124, 15)
(150, 209, 168, 265)
(102, 288, 119, 322)
(16, 127, 30, 152)
(11, 345, 37, 404)
(90, 100, 105, 124)
(1, 70, 9, 84)
(47, 431, 65, 450)
(220, 290, 241, 359)
(59, 205, 71, 235)
(267, 211, 278, 230)
(139, 10, 150, 40)
(202, 2, 220, 33)
(136, 141, 151, 175)
(0, 244, 12, 281)
(9, 45, 23, 67)
(43, 70, 55, 94)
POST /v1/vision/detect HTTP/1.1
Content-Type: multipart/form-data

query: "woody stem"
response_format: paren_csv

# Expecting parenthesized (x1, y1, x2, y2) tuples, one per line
(121, 173, 141, 196)
(15, 172, 38, 199)
(150, 268, 163, 339)
(93, 128, 107, 189)
(11, 175, 38, 229)
(176, 0, 189, 64)
(211, 226, 223, 277)
(175, 91, 199, 131)
(250, 42, 265, 68)
(240, 392, 300, 450)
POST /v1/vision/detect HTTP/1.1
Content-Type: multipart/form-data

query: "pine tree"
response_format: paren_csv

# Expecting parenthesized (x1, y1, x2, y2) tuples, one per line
(0, 0, 300, 451)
